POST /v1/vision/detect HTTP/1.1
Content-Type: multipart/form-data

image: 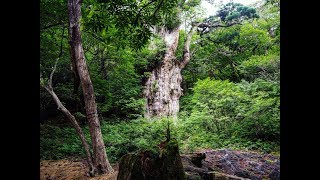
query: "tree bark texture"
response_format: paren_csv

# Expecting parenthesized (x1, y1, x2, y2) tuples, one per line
(144, 25, 198, 119)
(144, 27, 181, 119)
(70, 47, 81, 95)
(67, 0, 113, 174)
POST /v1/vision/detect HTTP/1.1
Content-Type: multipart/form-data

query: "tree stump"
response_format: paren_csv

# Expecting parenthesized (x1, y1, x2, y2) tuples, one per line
(117, 138, 186, 180)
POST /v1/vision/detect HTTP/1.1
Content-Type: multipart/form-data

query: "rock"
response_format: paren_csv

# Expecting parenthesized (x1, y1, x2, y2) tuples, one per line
(234, 170, 251, 178)
(269, 168, 280, 180)
(118, 147, 280, 180)
(185, 171, 202, 180)
(182, 153, 206, 168)
(181, 154, 207, 175)
(198, 149, 280, 179)
(205, 172, 250, 180)
(234, 170, 260, 179)
(191, 153, 206, 168)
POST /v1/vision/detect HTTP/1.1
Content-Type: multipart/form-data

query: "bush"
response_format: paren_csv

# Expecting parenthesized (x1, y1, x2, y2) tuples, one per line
(239, 53, 280, 81)
(235, 79, 280, 142)
(41, 118, 175, 163)
(40, 124, 87, 160)
(178, 77, 279, 152)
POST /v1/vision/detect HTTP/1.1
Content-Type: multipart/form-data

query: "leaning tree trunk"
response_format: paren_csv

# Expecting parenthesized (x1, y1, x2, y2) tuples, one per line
(42, 52, 95, 175)
(144, 24, 198, 119)
(44, 86, 95, 175)
(67, 0, 113, 174)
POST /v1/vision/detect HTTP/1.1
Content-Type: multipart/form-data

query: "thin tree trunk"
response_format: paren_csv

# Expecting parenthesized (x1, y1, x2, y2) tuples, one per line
(67, 0, 113, 174)
(44, 86, 95, 175)
(41, 54, 95, 175)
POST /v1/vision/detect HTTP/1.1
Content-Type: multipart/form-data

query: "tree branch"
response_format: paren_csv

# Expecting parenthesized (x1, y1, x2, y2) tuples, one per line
(41, 63, 95, 176)
(178, 17, 241, 70)
(83, 30, 108, 45)
(135, 0, 157, 25)
(152, 0, 165, 18)
(179, 22, 201, 69)
(198, 21, 241, 35)
(41, 22, 66, 30)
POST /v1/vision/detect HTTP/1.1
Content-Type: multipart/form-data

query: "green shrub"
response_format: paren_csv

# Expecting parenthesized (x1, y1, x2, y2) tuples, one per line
(239, 53, 280, 81)
(178, 77, 279, 152)
(41, 77, 279, 160)
(40, 124, 88, 160)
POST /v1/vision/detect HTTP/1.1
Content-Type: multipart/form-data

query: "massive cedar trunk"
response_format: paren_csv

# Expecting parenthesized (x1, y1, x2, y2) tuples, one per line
(144, 27, 181, 119)
(144, 24, 198, 119)
(67, 0, 113, 174)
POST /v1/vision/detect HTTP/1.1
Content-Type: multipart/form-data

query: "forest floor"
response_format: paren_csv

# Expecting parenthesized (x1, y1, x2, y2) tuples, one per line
(40, 149, 279, 180)
(40, 159, 118, 180)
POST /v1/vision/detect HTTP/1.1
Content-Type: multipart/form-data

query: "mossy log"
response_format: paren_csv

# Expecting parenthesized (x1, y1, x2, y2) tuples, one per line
(117, 138, 186, 180)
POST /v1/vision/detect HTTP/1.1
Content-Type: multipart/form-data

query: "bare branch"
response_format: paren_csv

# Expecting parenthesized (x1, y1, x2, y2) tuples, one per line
(42, 71, 95, 175)
(198, 21, 242, 35)
(180, 22, 201, 69)
(41, 22, 66, 30)
(40, 22, 95, 174)
(180, 22, 240, 71)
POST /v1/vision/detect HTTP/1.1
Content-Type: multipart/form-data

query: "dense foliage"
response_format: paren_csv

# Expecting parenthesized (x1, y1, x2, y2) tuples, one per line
(40, 0, 280, 162)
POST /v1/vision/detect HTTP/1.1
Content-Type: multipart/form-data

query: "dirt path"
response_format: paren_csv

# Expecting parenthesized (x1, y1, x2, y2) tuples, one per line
(40, 159, 118, 180)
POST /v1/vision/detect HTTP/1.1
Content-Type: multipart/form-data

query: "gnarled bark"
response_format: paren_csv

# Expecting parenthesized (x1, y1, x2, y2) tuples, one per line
(144, 19, 241, 119)
(144, 24, 199, 119)
(144, 27, 181, 119)
(67, 0, 113, 174)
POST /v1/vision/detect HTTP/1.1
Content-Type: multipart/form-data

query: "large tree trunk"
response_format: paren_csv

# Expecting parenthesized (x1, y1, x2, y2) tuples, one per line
(144, 27, 181, 119)
(144, 25, 198, 119)
(67, 0, 113, 174)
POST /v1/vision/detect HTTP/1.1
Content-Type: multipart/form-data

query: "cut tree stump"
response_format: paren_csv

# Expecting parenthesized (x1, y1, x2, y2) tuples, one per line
(117, 138, 186, 180)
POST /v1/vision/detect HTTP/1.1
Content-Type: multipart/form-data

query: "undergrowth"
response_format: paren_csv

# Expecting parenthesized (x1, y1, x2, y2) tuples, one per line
(40, 117, 279, 163)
